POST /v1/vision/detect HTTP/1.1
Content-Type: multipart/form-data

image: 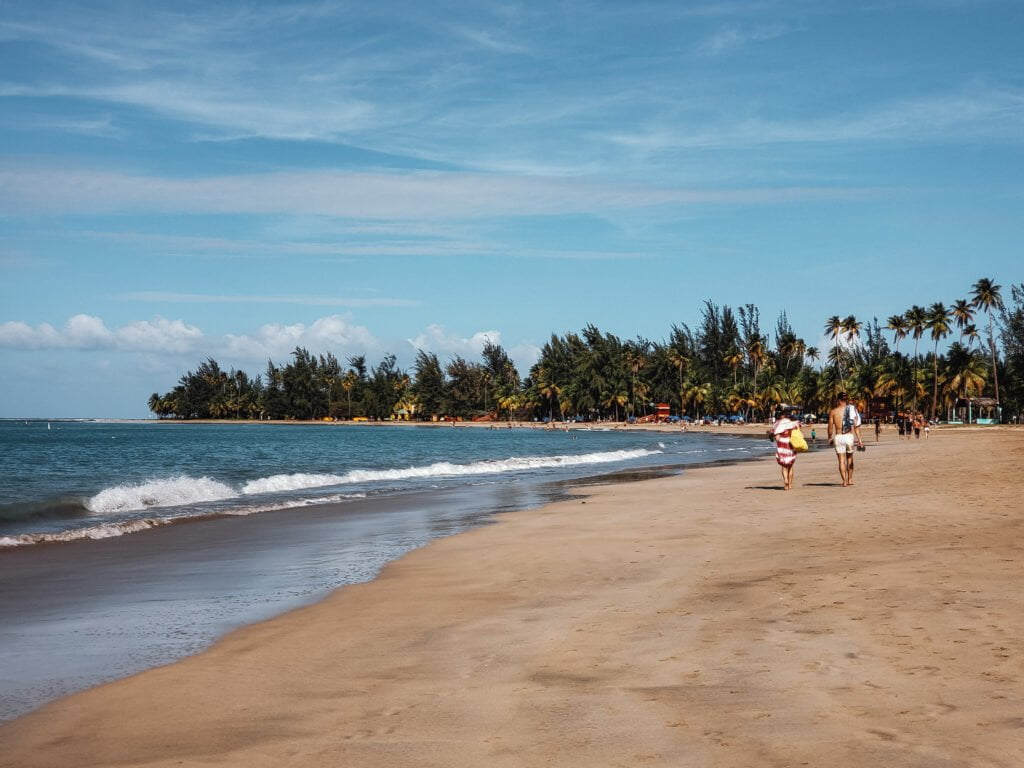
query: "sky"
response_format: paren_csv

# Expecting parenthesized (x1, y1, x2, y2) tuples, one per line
(1, 0, 1022, 417)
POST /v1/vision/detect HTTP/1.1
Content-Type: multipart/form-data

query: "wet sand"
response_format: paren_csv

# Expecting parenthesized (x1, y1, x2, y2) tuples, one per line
(2, 428, 1022, 767)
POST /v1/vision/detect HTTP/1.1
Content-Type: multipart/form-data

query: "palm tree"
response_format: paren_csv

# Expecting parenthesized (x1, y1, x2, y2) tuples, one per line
(625, 348, 646, 418)
(926, 302, 951, 420)
(905, 305, 928, 410)
(341, 370, 357, 420)
(498, 392, 522, 422)
(602, 388, 629, 422)
(723, 348, 744, 388)
(683, 380, 710, 420)
(875, 356, 912, 416)
(805, 346, 820, 366)
(944, 343, 987, 420)
(535, 366, 563, 421)
(757, 376, 787, 417)
(724, 390, 756, 420)
(886, 314, 908, 355)
(962, 324, 980, 351)
(747, 339, 767, 392)
(667, 348, 689, 416)
(971, 277, 1003, 410)
(842, 315, 862, 347)
(950, 299, 974, 343)
(824, 316, 843, 377)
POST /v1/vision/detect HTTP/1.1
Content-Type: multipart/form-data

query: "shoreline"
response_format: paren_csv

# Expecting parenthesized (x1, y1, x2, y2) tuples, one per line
(12, 415, 1020, 444)
(0, 441, 761, 720)
(3, 429, 1022, 766)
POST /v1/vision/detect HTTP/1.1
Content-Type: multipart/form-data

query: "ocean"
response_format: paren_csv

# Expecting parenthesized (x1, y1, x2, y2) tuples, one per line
(0, 420, 770, 720)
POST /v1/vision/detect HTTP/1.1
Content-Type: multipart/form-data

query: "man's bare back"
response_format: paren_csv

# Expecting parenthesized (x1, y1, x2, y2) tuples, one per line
(827, 395, 863, 487)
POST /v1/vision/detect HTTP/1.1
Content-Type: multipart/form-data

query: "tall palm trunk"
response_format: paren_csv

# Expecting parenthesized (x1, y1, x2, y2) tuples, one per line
(912, 337, 921, 411)
(987, 314, 1000, 408)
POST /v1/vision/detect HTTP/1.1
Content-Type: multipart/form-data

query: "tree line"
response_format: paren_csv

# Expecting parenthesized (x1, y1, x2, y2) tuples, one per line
(149, 277, 1024, 423)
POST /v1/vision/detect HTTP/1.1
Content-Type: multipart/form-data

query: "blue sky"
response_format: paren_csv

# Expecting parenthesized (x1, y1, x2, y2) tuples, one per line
(1, 0, 1022, 416)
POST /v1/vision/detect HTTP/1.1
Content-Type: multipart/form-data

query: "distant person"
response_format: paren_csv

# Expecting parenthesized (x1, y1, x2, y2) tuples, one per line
(772, 406, 802, 491)
(874, 418, 881, 442)
(828, 392, 864, 487)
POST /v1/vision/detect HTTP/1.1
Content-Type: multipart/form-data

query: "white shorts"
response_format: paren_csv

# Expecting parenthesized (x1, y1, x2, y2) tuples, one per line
(833, 433, 855, 454)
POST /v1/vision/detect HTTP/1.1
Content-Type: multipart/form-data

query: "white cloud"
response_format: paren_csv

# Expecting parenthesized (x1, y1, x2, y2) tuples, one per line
(0, 314, 202, 353)
(0, 313, 532, 372)
(66, 314, 115, 348)
(407, 324, 501, 361)
(0, 320, 62, 348)
(221, 315, 380, 361)
(116, 317, 204, 353)
(508, 341, 542, 373)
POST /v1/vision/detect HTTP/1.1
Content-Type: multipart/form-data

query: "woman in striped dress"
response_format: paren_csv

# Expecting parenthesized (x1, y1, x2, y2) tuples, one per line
(772, 407, 801, 491)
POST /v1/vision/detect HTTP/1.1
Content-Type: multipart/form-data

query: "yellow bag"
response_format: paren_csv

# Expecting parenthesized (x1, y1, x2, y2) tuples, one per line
(790, 427, 808, 452)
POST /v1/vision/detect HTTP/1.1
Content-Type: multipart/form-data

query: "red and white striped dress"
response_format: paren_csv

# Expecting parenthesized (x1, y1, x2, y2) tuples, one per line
(773, 417, 800, 467)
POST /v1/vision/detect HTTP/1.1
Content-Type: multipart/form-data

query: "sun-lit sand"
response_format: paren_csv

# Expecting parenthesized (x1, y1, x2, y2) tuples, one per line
(2, 427, 1022, 767)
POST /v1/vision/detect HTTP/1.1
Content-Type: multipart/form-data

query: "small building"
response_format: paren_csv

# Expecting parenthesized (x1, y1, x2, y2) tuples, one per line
(952, 397, 1000, 424)
(655, 403, 671, 421)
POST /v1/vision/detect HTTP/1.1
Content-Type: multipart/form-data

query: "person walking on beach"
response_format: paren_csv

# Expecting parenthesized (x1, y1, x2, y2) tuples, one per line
(772, 406, 801, 491)
(874, 417, 881, 442)
(828, 392, 864, 487)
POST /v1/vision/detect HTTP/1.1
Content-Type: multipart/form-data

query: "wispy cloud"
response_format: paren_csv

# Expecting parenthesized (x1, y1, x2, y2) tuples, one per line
(82, 230, 492, 259)
(3, 0, 1017, 183)
(119, 292, 419, 308)
(447, 24, 530, 54)
(601, 86, 1024, 151)
(0, 166, 863, 219)
(696, 23, 791, 56)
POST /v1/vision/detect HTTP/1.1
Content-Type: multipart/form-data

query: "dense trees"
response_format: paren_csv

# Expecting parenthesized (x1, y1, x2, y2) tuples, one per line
(150, 277, 1024, 423)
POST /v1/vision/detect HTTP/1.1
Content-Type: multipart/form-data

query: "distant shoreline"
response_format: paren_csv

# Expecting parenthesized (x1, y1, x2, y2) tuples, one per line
(8, 417, 1018, 440)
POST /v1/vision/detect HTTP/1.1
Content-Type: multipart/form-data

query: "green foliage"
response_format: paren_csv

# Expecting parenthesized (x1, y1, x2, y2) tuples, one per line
(149, 277, 1023, 423)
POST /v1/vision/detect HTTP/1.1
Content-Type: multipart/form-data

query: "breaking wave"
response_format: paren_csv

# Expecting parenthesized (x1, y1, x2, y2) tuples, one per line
(85, 476, 237, 514)
(0, 448, 663, 548)
(242, 448, 660, 495)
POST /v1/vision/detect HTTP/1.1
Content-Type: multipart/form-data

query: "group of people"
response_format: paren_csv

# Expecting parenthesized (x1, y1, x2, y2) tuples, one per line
(772, 392, 865, 490)
(895, 412, 931, 439)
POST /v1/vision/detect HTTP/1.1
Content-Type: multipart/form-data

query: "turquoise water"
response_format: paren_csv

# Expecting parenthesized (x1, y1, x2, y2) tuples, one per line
(0, 420, 769, 721)
(0, 420, 767, 546)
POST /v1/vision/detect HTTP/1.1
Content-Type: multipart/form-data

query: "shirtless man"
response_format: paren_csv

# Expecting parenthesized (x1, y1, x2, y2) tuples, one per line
(827, 392, 864, 487)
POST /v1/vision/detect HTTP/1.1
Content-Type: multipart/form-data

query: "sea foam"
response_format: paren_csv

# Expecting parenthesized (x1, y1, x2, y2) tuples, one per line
(85, 476, 236, 514)
(80, 449, 661, 516)
(241, 448, 660, 494)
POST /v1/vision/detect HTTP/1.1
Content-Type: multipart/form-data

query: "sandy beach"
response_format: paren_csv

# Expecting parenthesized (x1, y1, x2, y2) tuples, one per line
(2, 427, 1022, 767)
